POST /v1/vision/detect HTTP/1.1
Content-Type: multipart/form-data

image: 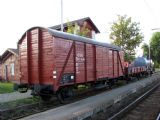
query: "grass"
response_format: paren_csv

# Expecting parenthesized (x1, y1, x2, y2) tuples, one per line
(0, 82, 14, 94)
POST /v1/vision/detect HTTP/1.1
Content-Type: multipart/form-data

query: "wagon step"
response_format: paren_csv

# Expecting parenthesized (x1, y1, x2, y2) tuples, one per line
(14, 83, 28, 93)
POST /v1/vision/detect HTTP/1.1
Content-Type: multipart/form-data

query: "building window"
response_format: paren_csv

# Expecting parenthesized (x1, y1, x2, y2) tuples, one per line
(91, 30, 95, 39)
(10, 63, 14, 76)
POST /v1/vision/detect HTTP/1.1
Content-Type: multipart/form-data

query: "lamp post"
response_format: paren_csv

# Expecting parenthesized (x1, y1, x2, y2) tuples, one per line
(148, 43, 151, 74)
(61, 0, 63, 32)
(148, 44, 150, 61)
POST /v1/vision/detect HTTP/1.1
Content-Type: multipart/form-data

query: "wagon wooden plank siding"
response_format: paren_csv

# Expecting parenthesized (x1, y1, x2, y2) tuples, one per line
(0, 49, 19, 82)
(0, 56, 2, 80)
(19, 29, 54, 85)
(17, 27, 124, 100)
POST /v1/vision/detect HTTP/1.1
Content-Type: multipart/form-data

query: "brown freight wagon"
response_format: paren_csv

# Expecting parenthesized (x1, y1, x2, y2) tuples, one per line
(16, 27, 124, 102)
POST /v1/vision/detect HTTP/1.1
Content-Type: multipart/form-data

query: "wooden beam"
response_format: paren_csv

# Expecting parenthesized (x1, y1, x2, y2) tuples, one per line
(26, 31, 31, 84)
(93, 45, 97, 81)
(38, 28, 42, 84)
(84, 43, 87, 83)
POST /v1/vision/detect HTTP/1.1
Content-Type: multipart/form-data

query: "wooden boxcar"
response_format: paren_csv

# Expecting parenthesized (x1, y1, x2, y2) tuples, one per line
(17, 27, 124, 101)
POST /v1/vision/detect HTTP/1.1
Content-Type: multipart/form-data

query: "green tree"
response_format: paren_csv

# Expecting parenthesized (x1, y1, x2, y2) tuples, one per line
(110, 15, 143, 61)
(150, 32, 160, 68)
(66, 22, 90, 37)
(66, 21, 76, 34)
(141, 43, 149, 58)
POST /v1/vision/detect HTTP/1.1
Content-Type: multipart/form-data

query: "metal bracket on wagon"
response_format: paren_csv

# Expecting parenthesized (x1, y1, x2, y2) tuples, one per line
(60, 73, 75, 84)
(14, 84, 28, 93)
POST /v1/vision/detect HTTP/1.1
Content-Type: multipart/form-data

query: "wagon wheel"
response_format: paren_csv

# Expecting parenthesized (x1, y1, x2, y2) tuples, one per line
(56, 88, 73, 104)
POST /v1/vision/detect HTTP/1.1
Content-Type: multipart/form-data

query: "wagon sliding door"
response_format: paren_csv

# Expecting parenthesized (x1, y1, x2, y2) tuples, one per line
(96, 46, 109, 80)
(55, 40, 86, 84)
(113, 51, 118, 78)
(108, 50, 113, 78)
(118, 51, 124, 77)
(108, 50, 121, 78)
(75, 42, 85, 83)
(86, 44, 95, 82)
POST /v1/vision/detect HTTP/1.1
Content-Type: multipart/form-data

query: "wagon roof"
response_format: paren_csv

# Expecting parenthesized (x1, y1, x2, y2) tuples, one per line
(48, 28, 121, 50)
(18, 27, 122, 51)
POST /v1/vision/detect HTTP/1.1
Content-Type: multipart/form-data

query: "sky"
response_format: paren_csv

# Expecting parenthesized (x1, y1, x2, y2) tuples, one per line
(0, 0, 160, 56)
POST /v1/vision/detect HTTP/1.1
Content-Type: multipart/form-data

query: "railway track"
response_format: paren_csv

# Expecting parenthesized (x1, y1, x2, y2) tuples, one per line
(0, 73, 159, 120)
(0, 78, 129, 120)
(0, 99, 60, 120)
(108, 82, 160, 120)
(0, 85, 111, 120)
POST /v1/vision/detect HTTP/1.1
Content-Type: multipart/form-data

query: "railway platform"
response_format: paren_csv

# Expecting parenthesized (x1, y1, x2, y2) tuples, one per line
(20, 73, 160, 120)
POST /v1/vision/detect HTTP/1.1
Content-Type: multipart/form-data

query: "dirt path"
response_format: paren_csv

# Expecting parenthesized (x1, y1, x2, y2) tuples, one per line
(0, 90, 32, 103)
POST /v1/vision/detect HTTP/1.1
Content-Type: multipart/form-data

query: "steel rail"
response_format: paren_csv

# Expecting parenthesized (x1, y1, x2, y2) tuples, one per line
(108, 82, 160, 120)
(156, 113, 160, 120)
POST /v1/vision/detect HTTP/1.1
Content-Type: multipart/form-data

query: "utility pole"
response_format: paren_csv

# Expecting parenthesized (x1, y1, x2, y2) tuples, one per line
(61, 0, 63, 32)
(148, 43, 151, 74)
